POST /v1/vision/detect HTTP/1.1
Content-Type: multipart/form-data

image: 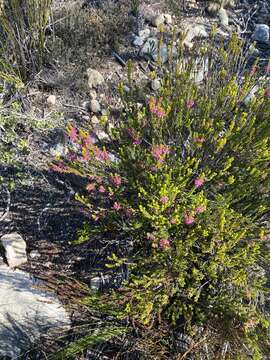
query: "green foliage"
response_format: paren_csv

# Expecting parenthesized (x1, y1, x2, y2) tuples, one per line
(49, 326, 126, 360)
(0, 0, 52, 81)
(54, 34, 270, 358)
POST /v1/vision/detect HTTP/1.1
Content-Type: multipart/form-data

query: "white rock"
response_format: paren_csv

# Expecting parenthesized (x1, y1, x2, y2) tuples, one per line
(91, 115, 99, 125)
(184, 24, 208, 44)
(164, 14, 172, 25)
(151, 79, 161, 91)
(0, 265, 70, 358)
(218, 8, 229, 27)
(87, 68, 104, 89)
(94, 125, 109, 141)
(151, 14, 165, 27)
(89, 99, 101, 113)
(1, 233, 27, 268)
(46, 94, 56, 106)
(50, 143, 66, 157)
(133, 35, 145, 47)
(138, 28, 151, 38)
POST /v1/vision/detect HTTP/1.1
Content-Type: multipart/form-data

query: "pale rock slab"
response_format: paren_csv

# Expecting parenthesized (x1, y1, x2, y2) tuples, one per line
(1, 233, 27, 268)
(0, 265, 70, 358)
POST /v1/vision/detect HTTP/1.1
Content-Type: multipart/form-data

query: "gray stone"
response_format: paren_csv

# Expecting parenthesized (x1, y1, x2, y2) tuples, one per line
(207, 2, 220, 15)
(50, 143, 66, 157)
(133, 35, 145, 47)
(89, 99, 101, 113)
(1, 233, 27, 268)
(219, 8, 229, 27)
(151, 79, 161, 91)
(91, 115, 99, 125)
(0, 265, 70, 358)
(183, 24, 208, 47)
(89, 89, 97, 100)
(243, 85, 259, 105)
(90, 274, 111, 290)
(138, 28, 150, 39)
(87, 68, 104, 89)
(253, 24, 270, 43)
(151, 14, 165, 28)
(140, 37, 169, 63)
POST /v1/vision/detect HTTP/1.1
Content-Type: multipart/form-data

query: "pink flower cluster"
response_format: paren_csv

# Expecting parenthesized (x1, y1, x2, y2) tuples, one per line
(194, 177, 205, 188)
(151, 144, 169, 163)
(159, 238, 171, 250)
(186, 99, 195, 109)
(160, 195, 169, 204)
(110, 174, 122, 187)
(94, 148, 109, 162)
(184, 206, 206, 226)
(148, 97, 166, 119)
(127, 128, 142, 145)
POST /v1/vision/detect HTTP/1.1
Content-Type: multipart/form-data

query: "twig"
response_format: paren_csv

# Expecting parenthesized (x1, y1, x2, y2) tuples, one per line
(112, 51, 127, 67)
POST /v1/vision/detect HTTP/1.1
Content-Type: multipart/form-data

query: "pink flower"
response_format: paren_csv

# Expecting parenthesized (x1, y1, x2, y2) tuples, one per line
(195, 206, 206, 214)
(133, 137, 142, 145)
(265, 64, 270, 74)
(113, 202, 121, 211)
(159, 238, 171, 250)
(265, 88, 270, 98)
(194, 177, 205, 188)
(86, 183, 96, 192)
(170, 218, 177, 225)
(250, 66, 257, 76)
(148, 97, 166, 119)
(110, 174, 122, 187)
(69, 126, 77, 142)
(67, 153, 77, 161)
(186, 99, 195, 109)
(184, 214, 195, 225)
(160, 196, 169, 204)
(95, 148, 109, 162)
(52, 162, 67, 173)
(98, 185, 106, 193)
(151, 144, 169, 163)
(84, 135, 94, 147)
(193, 137, 205, 144)
(263, 235, 269, 241)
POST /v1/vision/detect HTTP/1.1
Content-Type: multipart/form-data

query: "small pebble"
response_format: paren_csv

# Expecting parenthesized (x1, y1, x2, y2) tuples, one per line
(151, 79, 161, 91)
(89, 99, 101, 113)
(47, 95, 56, 106)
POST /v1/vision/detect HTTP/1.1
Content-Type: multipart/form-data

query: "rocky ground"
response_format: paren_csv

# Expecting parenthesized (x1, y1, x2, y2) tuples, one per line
(0, 0, 270, 358)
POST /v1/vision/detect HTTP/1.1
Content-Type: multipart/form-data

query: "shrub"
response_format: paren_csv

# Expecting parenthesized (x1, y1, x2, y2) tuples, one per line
(53, 34, 270, 359)
(0, 0, 52, 81)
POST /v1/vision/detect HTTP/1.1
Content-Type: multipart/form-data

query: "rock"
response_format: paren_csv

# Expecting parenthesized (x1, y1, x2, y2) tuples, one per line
(151, 14, 165, 28)
(86, 68, 104, 89)
(151, 79, 161, 91)
(164, 14, 172, 25)
(138, 28, 150, 38)
(46, 94, 56, 106)
(133, 35, 145, 46)
(90, 274, 110, 290)
(183, 25, 208, 46)
(50, 143, 66, 157)
(192, 57, 209, 84)
(206, 2, 220, 15)
(139, 4, 155, 22)
(0, 264, 70, 358)
(253, 24, 270, 44)
(91, 115, 99, 125)
(219, 8, 229, 27)
(1, 233, 27, 268)
(140, 37, 158, 58)
(94, 125, 110, 141)
(29, 250, 40, 259)
(89, 99, 101, 113)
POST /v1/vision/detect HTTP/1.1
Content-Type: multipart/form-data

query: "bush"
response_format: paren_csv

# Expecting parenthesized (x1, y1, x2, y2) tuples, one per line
(0, 0, 52, 81)
(53, 34, 270, 359)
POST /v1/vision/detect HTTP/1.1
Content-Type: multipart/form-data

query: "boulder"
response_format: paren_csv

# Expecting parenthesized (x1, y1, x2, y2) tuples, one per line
(46, 94, 56, 106)
(1, 233, 27, 268)
(219, 8, 229, 27)
(89, 99, 101, 113)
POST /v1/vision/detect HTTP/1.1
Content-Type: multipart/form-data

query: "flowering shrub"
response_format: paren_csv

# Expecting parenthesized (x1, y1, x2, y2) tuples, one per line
(53, 35, 270, 358)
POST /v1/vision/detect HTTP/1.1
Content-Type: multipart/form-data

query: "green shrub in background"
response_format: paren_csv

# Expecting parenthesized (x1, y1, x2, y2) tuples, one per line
(53, 34, 270, 359)
(0, 0, 52, 82)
